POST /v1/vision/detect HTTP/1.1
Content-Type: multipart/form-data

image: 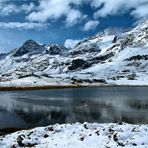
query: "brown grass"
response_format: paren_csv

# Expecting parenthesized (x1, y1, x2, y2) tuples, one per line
(0, 84, 147, 91)
(0, 84, 87, 91)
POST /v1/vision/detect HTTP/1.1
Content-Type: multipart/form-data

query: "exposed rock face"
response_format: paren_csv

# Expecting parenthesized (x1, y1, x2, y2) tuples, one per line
(70, 42, 101, 57)
(46, 44, 68, 55)
(120, 34, 134, 50)
(93, 52, 115, 62)
(125, 55, 148, 61)
(68, 59, 91, 70)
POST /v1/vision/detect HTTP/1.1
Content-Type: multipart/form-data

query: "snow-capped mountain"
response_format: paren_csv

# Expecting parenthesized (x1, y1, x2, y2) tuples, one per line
(0, 20, 148, 87)
(12, 40, 46, 57)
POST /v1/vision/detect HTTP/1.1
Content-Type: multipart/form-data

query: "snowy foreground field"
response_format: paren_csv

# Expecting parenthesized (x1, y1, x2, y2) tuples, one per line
(0, 123, 148, 148)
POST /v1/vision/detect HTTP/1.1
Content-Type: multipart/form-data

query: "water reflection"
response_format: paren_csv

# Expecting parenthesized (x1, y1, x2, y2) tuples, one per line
(0, 87, 148, 129)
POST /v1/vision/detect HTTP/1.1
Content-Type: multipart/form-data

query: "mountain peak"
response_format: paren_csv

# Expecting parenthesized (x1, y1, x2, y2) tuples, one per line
(12, 39, 46, 57)
(23, 39, 38, 45)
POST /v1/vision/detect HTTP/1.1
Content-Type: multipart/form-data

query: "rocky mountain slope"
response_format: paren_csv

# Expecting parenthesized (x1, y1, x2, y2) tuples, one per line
(0, 20, 148, 87)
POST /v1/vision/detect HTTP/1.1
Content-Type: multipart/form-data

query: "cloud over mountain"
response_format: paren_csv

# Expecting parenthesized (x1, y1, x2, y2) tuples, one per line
(83, 20, 99, 31)
(64, 39, 81, 48)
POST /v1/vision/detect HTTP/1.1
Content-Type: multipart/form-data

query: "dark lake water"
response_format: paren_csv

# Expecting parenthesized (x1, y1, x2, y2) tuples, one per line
(0, 87, 148, 130)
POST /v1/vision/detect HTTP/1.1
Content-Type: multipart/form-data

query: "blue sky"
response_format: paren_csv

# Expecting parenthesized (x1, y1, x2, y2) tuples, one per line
(0, 0, 148, 52)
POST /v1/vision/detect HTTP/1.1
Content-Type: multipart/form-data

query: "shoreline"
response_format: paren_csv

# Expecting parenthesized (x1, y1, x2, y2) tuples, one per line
(0, 84, 148, 91)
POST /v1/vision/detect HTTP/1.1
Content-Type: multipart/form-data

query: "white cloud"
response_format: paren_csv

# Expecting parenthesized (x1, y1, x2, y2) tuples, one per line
(0, 0, 147, 30)
(131, 3, 148, 19)
(91, 0, 148, 19)
(83, 20, 99, 31)
(0, 22, 46, 29)
(65, 9, 82, 27)
(28, 0, 69, 22)
(21, 3, 35, 13)
(27, 0, 85, 26)
(0, 4, 19, 15)
(64, 39, 81, 48)
(0, 1, 35, 16)
(91, 0, 103, 8)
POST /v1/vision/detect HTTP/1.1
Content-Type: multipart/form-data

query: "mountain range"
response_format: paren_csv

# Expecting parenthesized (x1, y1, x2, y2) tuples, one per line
(0, 20, 148, 88)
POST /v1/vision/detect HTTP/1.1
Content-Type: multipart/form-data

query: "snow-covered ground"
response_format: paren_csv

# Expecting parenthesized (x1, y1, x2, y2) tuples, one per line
(0, 122, 148, 148)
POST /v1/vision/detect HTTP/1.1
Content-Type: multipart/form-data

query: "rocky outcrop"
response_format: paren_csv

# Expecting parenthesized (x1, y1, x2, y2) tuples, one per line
(68, 59, 91, 70)
(46, 44, 68, 55)
(70, 42, 101, 56)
